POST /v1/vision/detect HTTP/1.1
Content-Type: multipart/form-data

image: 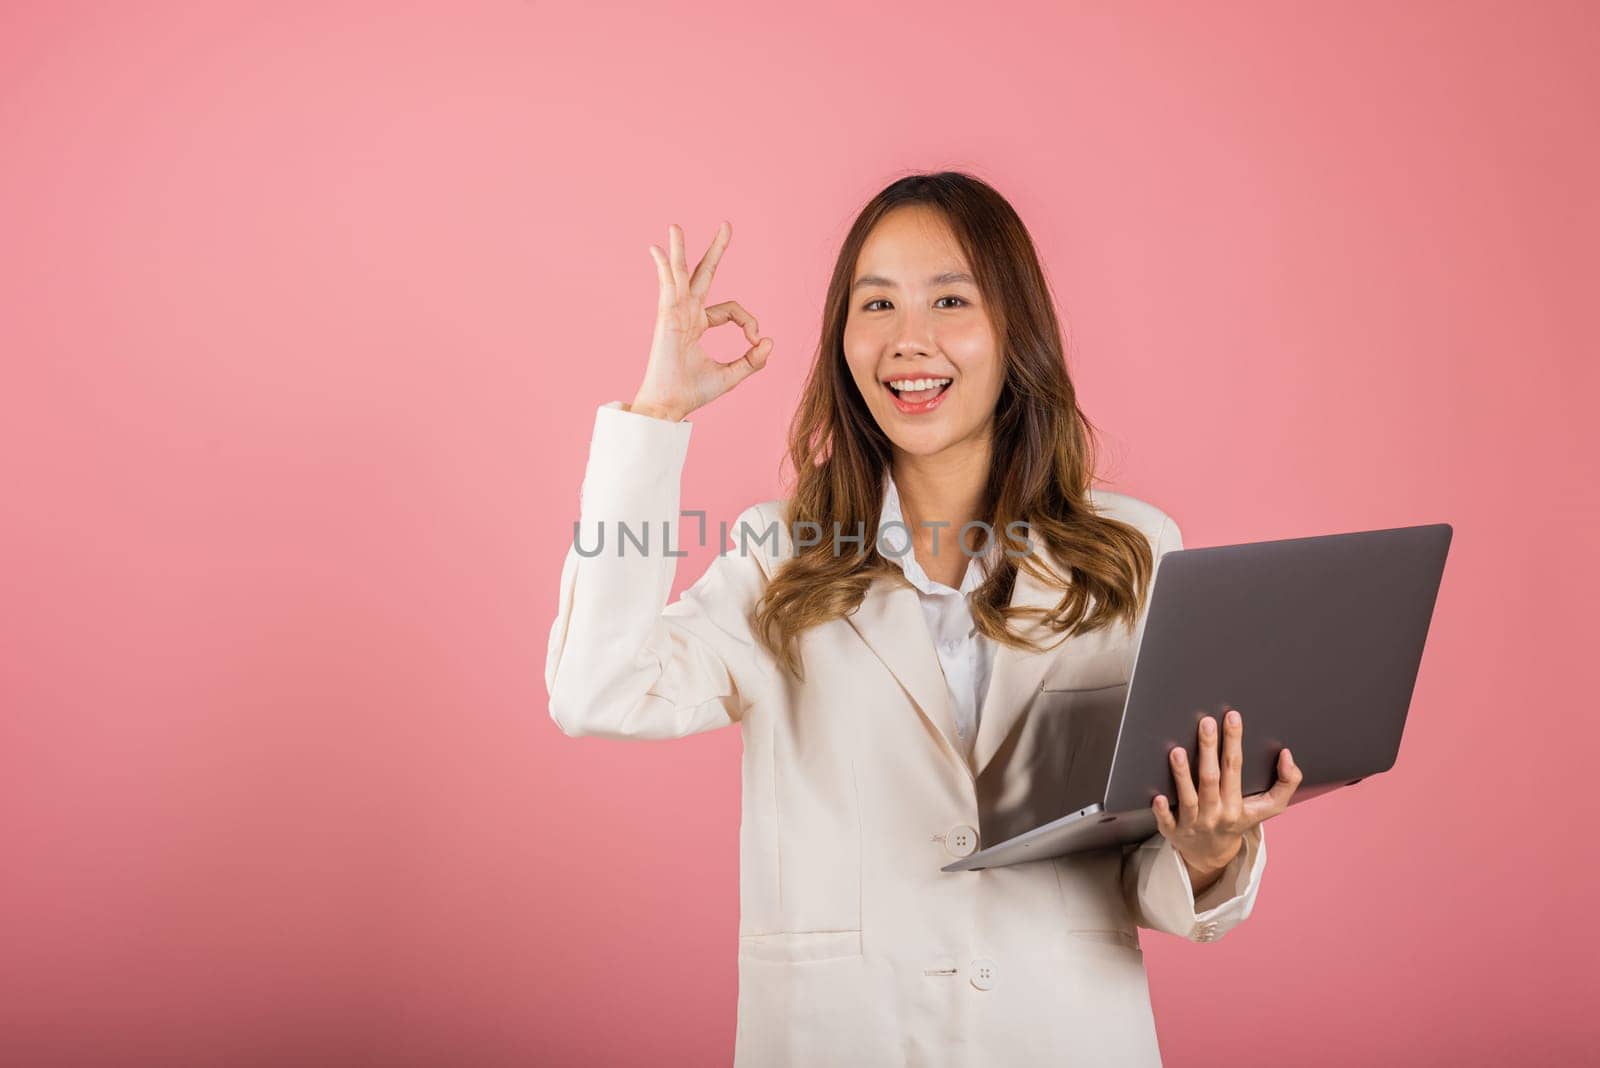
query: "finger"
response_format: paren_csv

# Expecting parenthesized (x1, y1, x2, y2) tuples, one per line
(689, 220, 731, 301)
(1196, 715, 1221, 817)
(1169, 744, 1198, 826)
(1221, 708, 1244, 811)
(668, 223, 690, 293)
(648, 246, 675, 308)
(1152, 794, 1177, 839)
(747, 336, 774, 370)
(713, 338, 774, 392)
(706, 300, 763, 346)
(1243, 747, 1304, 823)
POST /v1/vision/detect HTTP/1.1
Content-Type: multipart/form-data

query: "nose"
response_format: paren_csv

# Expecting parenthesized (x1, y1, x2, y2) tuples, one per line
(891, 305, 937, 360)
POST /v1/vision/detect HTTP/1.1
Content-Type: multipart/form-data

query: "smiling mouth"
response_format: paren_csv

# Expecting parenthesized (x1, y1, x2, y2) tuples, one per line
(883, 377, 952, 412)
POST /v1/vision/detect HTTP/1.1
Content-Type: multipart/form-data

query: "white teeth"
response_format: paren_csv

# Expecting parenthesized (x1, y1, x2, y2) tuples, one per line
(887, 377, 952, 393)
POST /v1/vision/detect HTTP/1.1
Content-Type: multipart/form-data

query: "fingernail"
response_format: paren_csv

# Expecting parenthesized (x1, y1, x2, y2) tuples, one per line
(1226, 710, 1240, 728)
(1172, 749, 1185, 764)
(1202, 718, 1215, 736)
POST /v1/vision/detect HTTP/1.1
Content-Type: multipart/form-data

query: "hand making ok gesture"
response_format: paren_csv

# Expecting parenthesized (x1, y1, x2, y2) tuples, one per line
(629, 221, 775, 423)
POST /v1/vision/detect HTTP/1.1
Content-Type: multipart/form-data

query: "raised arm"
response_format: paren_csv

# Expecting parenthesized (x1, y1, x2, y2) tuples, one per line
(544, 401, 781, 739)
(545, 220, 782, 740)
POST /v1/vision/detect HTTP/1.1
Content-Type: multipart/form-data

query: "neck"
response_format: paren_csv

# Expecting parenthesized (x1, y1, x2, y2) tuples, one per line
(891, 433, 993, 556)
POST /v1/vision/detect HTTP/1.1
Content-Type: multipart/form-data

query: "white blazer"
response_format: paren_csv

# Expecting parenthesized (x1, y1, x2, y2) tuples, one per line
(546, 401, 1267, 1067)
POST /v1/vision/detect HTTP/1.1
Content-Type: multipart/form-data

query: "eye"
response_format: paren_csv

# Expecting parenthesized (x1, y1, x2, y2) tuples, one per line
(860, 296, 970, 312)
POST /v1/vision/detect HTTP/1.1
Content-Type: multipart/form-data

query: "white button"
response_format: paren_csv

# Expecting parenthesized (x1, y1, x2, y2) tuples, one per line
(945, 824, 978, 858)
(970, 957, 998, 991)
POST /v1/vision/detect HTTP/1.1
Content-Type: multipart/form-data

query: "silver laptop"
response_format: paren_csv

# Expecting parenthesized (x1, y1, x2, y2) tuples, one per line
(943, 522, 1453, 872)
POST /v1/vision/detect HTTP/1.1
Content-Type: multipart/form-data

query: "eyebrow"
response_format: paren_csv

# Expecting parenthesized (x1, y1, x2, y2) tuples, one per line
(850, 270, 976, 292)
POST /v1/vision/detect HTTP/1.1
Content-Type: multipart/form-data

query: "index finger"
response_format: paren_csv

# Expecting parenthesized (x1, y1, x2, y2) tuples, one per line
(689, 220, 732, 301)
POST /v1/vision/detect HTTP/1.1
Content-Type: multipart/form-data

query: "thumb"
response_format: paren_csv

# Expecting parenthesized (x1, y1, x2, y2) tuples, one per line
(717, 337, 773, 390)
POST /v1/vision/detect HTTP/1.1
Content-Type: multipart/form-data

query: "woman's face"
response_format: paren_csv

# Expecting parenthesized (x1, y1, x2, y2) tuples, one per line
(843, 204, 1004, 461)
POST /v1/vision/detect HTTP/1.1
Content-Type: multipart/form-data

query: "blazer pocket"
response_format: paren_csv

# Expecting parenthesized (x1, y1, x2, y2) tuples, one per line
(738, 929, 863, 964)
(1030, 649, 1133, 814)
(1038, 647, 1133, 693)
(1066, 928, 1141, 951)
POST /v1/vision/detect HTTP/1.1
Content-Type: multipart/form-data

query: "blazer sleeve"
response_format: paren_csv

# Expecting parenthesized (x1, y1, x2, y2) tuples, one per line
(544, 400, 781, 740)
(1119, 514, 1270, 942)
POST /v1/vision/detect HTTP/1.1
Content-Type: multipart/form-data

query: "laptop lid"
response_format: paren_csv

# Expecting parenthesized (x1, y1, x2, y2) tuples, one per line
(1099, 523, 1453, 815)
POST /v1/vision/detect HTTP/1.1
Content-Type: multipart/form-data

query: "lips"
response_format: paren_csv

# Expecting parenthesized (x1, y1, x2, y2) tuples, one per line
(883, 378, 952, 414)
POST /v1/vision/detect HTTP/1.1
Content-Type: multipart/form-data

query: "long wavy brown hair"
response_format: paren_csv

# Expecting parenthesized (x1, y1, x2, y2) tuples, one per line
(752, 170, 1157, 681)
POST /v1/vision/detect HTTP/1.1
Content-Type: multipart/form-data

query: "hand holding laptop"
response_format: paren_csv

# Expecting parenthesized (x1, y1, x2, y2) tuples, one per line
(1154, 708, 1304, 892)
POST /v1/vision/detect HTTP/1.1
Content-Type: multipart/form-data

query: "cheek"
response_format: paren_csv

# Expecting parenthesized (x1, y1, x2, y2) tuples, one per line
(841, 326, 879, 389)
(947, 339, 1003, 403)
(842, 316, 871, 349)
(943, 316, 994, 355)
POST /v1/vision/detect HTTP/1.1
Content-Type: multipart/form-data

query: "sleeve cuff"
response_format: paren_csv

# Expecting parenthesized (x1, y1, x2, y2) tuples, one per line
(1129, 822, 1267, 942)
(1186, 823, 1266, 919)
(579, 400, 694, 519)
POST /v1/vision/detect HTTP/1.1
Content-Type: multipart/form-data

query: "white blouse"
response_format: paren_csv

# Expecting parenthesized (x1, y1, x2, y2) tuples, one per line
(877, 471, 1001, 760)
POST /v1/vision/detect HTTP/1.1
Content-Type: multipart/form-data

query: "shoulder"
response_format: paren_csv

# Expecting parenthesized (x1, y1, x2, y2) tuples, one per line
(724, 497, 794, 581)
(1086, 486, 1178, 548)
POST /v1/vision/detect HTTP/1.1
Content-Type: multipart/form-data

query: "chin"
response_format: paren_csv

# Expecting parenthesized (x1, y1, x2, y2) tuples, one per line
(884, 428, 958, 457)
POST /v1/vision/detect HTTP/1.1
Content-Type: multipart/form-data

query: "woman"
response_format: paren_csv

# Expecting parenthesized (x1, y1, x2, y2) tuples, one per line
(545, 171, 1303, 1066)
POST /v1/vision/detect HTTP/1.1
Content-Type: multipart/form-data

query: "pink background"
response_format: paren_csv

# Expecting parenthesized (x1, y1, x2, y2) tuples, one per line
(3, 2, 1596, 1064)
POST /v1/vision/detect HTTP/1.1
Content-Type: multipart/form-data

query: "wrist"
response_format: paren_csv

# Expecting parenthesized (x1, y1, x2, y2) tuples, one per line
(626, 397, 686, 422)
(1183, 835, 1244, 883)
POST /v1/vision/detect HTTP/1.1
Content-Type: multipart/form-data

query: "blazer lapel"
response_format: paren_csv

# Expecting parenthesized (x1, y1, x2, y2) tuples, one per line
(972, 537, 1082, 780)
(844, 577, 972, 778)
(843, 531, 1084, 784)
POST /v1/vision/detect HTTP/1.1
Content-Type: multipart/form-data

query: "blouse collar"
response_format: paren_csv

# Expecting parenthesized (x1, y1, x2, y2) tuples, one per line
(879, 469, 998, 598)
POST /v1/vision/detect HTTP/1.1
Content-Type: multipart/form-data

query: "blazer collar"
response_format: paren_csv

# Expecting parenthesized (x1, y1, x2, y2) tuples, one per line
(843, 525, 1079, 784)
